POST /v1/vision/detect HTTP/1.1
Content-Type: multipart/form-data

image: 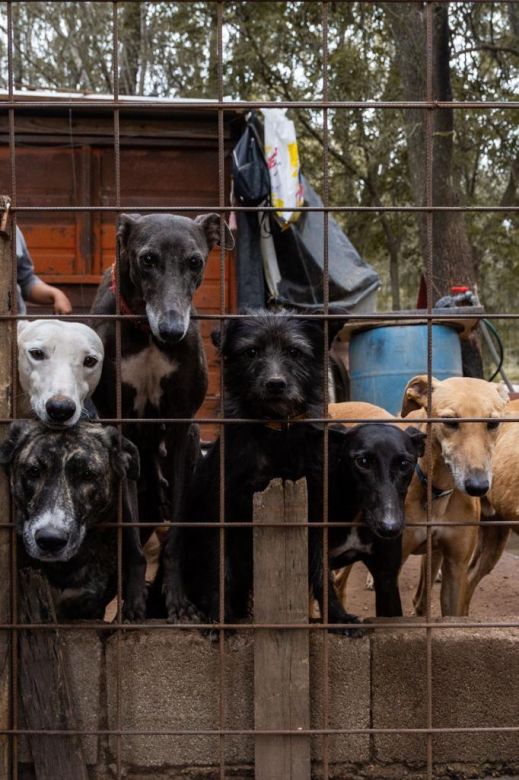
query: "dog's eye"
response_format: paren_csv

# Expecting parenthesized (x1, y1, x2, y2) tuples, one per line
(83, 356, 98, 368)
(288, 347, 300, 357)
(82, 468, 96, 480)
(188, 255, 203, 271)
(246, 347, 258, 358)
(398, 458, 413, 472)
(28, 348, 45, 361)
(443, 420, 459, 430)
(141, 252, 157, 268)
(487, 420, 500, 431)
(355, 455, 370, 470)
(25, 464, 41, 479)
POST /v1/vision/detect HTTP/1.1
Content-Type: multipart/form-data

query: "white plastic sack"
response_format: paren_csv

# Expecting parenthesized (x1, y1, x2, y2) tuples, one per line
(262, 108, 304, 225)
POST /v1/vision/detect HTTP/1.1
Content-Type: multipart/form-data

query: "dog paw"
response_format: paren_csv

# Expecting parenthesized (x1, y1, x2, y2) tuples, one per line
(166, 599, 205, 624)
(122, 593, 146, 622)
(330, 624, 365, 638)
(329, 613, 365, 638)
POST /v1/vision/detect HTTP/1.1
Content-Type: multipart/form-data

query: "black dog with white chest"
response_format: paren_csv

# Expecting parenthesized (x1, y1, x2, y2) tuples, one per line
(161, 309, 363, 631)
(327, 423, 425, 617)
(91, 212, 234, 536)
(0, 420, 146, 620)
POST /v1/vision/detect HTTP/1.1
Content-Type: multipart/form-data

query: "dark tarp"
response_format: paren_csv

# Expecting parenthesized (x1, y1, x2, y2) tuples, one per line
(266, 176, 380, 310)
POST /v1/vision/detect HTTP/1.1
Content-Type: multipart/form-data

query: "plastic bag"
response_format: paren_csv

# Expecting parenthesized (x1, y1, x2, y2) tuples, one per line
(262, 108, 304, 225)
(232, 120, 271, 206)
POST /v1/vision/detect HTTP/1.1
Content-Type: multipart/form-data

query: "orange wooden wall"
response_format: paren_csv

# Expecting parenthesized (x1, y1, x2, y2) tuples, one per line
(0, 116, 238, 439)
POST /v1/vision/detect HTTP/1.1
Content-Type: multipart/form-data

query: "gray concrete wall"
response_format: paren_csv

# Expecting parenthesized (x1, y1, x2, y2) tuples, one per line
(18, 621, 519, 779)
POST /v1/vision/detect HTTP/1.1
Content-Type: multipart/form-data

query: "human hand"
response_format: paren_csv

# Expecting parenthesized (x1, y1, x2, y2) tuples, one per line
(52, 289, 73, 315)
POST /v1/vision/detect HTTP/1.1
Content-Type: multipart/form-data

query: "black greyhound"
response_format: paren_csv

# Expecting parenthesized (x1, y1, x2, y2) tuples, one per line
(0, 420, 146, 620)
(91, 212, 234, 539)
(326, 422, 425, 618)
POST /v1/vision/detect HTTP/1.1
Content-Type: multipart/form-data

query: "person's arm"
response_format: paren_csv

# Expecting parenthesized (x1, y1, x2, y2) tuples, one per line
(16, 227, 72, 314)
(25, 279, 72, 315)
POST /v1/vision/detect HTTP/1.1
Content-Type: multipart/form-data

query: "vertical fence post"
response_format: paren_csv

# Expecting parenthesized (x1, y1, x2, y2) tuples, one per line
(0, 197, 12, 779)
(253, 478, 311, 780)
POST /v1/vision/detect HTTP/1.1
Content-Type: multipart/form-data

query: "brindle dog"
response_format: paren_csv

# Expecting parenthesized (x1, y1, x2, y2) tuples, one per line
(0, 421, 146, 620)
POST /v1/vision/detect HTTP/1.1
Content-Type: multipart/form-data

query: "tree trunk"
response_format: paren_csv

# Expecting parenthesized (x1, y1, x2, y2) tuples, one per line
(385, 4, 477, 299)
(119, 2, 142, 95)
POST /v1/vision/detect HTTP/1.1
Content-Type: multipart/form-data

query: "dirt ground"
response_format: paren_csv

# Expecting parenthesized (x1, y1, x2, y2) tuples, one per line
(344, 536, 519, 620)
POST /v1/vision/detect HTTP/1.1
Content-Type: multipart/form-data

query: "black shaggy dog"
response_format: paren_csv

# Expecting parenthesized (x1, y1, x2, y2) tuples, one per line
(0, 420, 146, 621)
(161, 308, 357, 630)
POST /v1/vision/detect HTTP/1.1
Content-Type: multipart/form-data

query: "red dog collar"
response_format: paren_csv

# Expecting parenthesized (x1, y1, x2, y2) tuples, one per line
(110, 263, 151, 334)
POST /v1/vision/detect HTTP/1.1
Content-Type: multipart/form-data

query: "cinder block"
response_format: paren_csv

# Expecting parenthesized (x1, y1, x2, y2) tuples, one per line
(106, 627, 254, 769)
(310, 632, 371, 765)
(371, 618, 519, 766)
(20, 628, 102, 766)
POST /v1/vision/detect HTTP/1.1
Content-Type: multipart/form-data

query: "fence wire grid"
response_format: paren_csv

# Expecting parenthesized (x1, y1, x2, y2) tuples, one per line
(0, 2, 518, 780)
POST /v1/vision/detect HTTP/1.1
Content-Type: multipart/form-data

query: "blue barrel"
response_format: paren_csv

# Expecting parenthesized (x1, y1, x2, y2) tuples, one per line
(349, 324, 462, 414)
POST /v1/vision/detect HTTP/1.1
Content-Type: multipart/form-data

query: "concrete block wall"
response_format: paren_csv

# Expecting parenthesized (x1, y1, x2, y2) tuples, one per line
(18, 621, 519, 779)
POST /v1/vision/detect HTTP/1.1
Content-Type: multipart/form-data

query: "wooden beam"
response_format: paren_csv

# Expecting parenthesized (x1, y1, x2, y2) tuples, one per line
(18, 570, 89, 780)
(0, 196, 12, 780)
(253, 478, 311, 780)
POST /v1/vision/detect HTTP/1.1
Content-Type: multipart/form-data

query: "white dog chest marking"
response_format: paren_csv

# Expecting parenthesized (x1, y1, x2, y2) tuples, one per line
(330, 528, 373, 559)
(121, 345, 178, 415)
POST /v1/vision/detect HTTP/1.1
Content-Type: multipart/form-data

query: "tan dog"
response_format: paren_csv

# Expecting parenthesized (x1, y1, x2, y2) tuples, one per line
(464, 398, 519, 603)
(331, 379, 508, 617)
(328, 401, 394, 426)
(400, 375, 508, 616)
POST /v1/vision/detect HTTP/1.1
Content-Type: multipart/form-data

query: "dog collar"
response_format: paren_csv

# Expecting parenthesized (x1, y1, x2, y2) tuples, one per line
(415, 463, 454, 501)
(110, 263, 151, 334)
(264, 412, 309, 431)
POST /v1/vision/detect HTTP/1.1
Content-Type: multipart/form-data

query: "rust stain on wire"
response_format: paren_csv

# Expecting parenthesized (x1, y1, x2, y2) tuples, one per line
(1, 0, 516, 776)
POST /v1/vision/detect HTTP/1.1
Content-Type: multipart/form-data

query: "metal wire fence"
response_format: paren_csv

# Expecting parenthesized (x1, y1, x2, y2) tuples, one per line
(0, 2, 518, 779)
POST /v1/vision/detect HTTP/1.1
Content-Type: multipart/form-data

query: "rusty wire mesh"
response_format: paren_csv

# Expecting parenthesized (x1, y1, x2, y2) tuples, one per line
(0, 2, 518, 779)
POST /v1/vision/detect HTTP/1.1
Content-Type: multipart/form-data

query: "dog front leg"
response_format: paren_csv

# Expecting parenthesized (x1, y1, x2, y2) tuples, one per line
(162, 525, 206, 622)
(439, 555, 471, 616)
(122, 478, 147, 621)
(368, 540, 403, 617)
(413, 549, 442, 616)
(465, 521, 510, 609)
(310, 531, 363, 637)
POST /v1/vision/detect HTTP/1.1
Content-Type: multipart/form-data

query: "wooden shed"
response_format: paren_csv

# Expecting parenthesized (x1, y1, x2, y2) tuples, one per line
(0, 95, 245, 432)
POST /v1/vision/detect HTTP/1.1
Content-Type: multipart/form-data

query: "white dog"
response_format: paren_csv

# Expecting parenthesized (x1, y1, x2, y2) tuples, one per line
(17, 320, 104, 427)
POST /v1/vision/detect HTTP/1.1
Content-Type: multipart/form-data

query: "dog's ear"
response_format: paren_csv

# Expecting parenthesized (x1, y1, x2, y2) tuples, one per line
(496, 382, 510, 406)
(300, 305, 349, 349)
(106, 428, 141, 482)
(117, 213, 141, 252)
(401, 375, 440, 417)
(17, 320, 29, 339)
(404, 425, 427, 458)
(195, 213, 235, 251)
(211, 327, 222, 351)
(327, 304, 349, 345)
(0, 421, 34, 465)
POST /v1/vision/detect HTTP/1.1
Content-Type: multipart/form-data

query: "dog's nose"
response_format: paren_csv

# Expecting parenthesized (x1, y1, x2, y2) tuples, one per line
(464, 476, 490, 497)
(35, 528, 69, 553)
(46, 397, 76, 422)
(265, 377, 287, 394)
(157, 314, 187, 344)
